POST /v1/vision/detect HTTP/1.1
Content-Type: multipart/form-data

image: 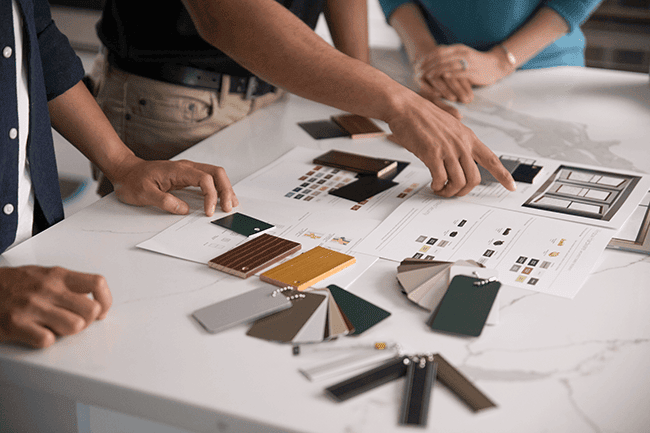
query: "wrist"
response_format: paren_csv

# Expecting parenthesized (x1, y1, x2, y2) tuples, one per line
(412, 42, 439, 67)
(490, 45, 517, 76)
(378, 83, 418, 126)
(102, 151, 142, 185)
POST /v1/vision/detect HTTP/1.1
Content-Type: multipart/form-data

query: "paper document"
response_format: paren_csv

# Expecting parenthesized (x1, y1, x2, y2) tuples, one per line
(137, 147, 648, 299)
(354, 193, 614, 299)
(465, 154, 650, 230)
(232, 147, 432, 221)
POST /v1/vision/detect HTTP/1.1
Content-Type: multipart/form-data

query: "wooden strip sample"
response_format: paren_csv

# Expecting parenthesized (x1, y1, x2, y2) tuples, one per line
(313, 149, 397, 177)
(208, 234, 301, 278)
(330, 114, 387, 139)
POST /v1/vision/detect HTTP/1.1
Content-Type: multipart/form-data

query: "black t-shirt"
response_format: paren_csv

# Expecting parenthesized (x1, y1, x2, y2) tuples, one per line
(97, 0, 326, 76)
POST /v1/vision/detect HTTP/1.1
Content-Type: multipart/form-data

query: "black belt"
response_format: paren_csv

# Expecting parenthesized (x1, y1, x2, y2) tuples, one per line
(107, 53, 276, 99)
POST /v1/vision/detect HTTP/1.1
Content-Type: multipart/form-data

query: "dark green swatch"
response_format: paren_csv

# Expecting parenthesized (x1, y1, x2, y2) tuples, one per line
(327, 284, 391, 335)
(211, 212, 274, 237)
(427, 275, 500, 337)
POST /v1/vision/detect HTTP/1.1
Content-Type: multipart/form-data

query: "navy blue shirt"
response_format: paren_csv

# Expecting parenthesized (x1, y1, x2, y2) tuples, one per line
(0, 0, 84, 254)
(97, 0, 326, 77)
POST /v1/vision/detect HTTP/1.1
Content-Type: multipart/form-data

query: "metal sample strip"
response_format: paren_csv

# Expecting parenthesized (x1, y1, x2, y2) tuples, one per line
(325, 356, 408, 402)
(433, 354, 496, 412)
(399, 355, 437, 427)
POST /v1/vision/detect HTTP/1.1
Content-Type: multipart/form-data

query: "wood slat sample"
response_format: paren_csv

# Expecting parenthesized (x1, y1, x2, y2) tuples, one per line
(208, 234, 301, 278)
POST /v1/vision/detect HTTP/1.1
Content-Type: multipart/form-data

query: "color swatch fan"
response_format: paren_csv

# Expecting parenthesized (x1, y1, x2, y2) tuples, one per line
(396, 258, 502, 335)
(396, 258, 484, 312)
(247, 284, 391, 344)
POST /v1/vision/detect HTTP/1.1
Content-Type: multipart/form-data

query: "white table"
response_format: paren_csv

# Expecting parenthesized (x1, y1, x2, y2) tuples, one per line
(1, 63, 649, 433)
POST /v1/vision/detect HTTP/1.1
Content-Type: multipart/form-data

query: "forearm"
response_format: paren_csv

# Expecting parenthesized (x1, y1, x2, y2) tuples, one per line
(496, 6, 569, 68)
(324, 0, 369, 63)
(182, 0, 409, 124)
(389, 3, 438, 65)
(48, 81, 139, 183)
(48, 81, 237, 215)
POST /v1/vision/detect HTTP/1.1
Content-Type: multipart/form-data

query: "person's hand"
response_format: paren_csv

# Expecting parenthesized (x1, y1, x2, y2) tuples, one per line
(417, 79, 464, 120)
(415, 52, 474, 108)
(111, 158, 239, 217)
(0, 266, 112, 348)
(417, 44, 513, 89)
(385, 91, 516, 197)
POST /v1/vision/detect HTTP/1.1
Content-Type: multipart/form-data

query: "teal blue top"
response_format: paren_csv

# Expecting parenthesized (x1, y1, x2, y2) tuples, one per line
(379, 0, 602, 69)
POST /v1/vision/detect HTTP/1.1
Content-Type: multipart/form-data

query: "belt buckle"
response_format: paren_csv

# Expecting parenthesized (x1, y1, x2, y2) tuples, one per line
(244, 77, 258, 100)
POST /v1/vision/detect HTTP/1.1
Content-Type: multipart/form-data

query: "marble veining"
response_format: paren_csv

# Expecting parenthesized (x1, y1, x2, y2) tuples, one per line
(499, 292, 541, 311)
(590, 255, 650, 275)
(463, 98, 635, 171)
(559, 378, 602, 433)
(460, 338, 648, 392)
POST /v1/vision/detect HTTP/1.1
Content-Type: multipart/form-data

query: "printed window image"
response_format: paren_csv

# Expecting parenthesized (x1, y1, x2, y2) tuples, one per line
(523, 166, 641, 221)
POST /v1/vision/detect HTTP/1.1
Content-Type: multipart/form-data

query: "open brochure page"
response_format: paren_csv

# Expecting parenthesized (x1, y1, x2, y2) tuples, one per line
(136, 199, 379, 289)
(354, 192, 614, 299)
(137, 147, 431, 265)
(232, 147, 432, 221)
(137, 196, 381, 264)
(465, 153, 650, 230)
(137, 146, 645, 298)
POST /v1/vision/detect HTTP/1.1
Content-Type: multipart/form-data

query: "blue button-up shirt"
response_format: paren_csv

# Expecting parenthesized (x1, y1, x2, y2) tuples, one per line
(1, 0, 84, 253)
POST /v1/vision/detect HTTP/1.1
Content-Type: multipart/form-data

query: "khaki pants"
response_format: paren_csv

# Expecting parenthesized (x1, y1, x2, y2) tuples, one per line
(87, 54, 285, 196)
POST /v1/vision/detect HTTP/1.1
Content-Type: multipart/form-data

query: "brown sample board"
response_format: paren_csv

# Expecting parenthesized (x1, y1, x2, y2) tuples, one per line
(330, 114, 387, 139)
(208, 234, 301, 278)
(313, 149, 397, 178)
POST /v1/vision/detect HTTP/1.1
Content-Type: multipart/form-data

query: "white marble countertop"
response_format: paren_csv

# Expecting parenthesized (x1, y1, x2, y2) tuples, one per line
(1, 65, 649, 433)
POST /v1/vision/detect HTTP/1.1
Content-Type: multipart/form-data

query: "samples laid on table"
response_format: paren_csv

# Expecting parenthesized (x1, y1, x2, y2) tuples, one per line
(396, 258, 501, 336)
(321, 351, 496, 427)
(312, 149, 407, 202)
(208, 233, 301, 279)
(137, 148, 431, 268)
(246, 283, 388, 344)
(139, 147, 650, 299)
(298, 113, 387, 140)
(210, 212, 275, 238)
(259, 246, 355, 291)
(135, 143, 649, 428)
(193, 284, 391, 344)
(355, 151, 650, 298)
